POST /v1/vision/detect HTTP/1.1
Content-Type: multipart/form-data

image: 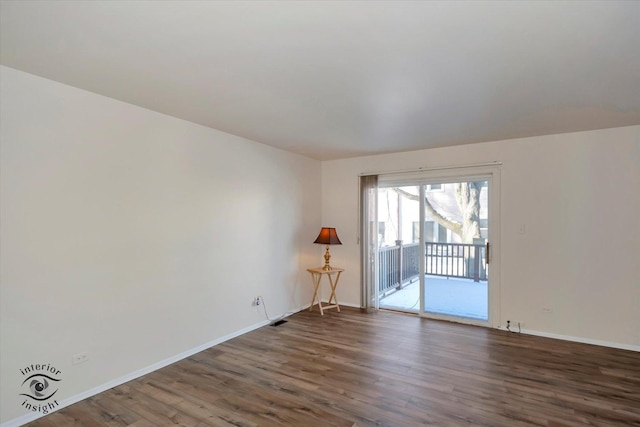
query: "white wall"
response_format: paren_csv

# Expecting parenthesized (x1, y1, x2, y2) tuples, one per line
(321, 127, 640, 348)
(1, 65, 638, 425)
(0, 66, 321, 424)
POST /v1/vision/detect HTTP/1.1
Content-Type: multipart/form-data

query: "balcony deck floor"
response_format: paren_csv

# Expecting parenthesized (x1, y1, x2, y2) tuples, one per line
(379, 275, 488, 320)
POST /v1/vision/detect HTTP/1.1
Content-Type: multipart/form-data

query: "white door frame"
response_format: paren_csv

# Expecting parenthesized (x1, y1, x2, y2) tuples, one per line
(405, 165, 501, 328)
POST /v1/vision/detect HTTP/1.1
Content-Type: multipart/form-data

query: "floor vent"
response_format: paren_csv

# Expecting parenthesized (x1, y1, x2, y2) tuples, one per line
(271, 320, 288, 327)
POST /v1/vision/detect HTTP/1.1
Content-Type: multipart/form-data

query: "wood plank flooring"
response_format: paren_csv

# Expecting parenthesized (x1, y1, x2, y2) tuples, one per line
(28, 308, 640, 426)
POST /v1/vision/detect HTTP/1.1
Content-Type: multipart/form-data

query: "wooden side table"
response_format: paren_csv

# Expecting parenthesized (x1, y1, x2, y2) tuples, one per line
(306, 267, 344, 315)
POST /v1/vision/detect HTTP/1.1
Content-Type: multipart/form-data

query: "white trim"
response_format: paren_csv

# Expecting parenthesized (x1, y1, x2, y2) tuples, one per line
(5, 309, 636, 427)
(329, 304, 639, 352)
(497, 327, 640, 352)
(423, 311, 491, 327)
(324, 303, 639, 351)
(360, 161, 503, 177)
(318, 299, 362, 311)
(339, 301, 361, 309)
(1, 319, 273, 427)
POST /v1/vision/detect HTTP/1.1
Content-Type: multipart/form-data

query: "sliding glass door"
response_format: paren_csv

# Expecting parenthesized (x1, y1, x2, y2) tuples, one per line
(372, 166, 499, 327)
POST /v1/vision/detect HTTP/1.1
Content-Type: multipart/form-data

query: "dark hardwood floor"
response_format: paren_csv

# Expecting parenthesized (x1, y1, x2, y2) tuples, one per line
(28, 307, 640, 426)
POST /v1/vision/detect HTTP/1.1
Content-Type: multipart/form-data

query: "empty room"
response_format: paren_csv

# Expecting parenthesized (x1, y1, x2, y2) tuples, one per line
(1, 1, 639, 426)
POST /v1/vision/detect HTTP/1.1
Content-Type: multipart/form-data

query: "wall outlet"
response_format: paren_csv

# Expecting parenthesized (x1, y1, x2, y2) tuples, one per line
(254, 296, 261, 306)
(506, 320, 524, 330)
(542, 307, 553, 314)
(72, 352, 88, 365)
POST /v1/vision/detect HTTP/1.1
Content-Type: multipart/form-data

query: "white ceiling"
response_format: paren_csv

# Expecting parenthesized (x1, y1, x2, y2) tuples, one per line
(1, 1, 639, 160)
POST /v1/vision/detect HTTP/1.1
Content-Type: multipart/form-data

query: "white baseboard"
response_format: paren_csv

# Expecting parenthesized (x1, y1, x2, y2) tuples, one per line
(497, 326, 640, 352)
(8, 308, 633, 426)
(2, 302, 350, 426)
(319, 302, 638, 352)
(319, 299, 361, 309)
(336, 301, 361, 308)
(1, 318, 275, 427)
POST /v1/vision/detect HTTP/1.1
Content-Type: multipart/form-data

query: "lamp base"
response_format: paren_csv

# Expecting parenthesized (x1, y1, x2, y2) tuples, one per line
(322, 245, 332, 270)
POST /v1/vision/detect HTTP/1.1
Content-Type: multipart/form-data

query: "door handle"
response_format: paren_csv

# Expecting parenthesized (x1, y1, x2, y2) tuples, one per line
(486, 242, 490, 264)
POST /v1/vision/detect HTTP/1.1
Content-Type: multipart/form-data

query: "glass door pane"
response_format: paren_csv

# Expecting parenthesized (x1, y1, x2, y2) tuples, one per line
(423, 180, 489, 321)
(377, 186, 421, 313)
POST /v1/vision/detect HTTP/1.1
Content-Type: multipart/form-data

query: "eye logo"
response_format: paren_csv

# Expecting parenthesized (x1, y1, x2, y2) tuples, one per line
(21, 374, 60, 400)
(19, 363, 62, 415)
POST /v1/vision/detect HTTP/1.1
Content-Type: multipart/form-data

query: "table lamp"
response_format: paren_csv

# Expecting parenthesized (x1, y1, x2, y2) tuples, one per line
(314, 227, 342, 270)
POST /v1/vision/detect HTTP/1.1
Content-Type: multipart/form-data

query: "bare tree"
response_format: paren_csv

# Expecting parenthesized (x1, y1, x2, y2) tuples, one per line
(455, 182, 483, 243)
(393, 182, 484, 243)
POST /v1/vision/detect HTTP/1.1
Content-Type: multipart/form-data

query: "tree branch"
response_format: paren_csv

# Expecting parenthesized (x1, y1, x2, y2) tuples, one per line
(392, 188, 463, 239)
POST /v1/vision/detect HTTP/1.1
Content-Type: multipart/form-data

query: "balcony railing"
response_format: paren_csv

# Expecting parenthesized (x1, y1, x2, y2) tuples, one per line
(378, 241, 487, 294)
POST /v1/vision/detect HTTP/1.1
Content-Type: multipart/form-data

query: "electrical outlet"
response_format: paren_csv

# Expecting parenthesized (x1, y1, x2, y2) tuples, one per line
(254, 296, 261, 306)
(506, 320, 524, 331)
(72, 352, 88, 365)
(542, 307, 553, 314)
